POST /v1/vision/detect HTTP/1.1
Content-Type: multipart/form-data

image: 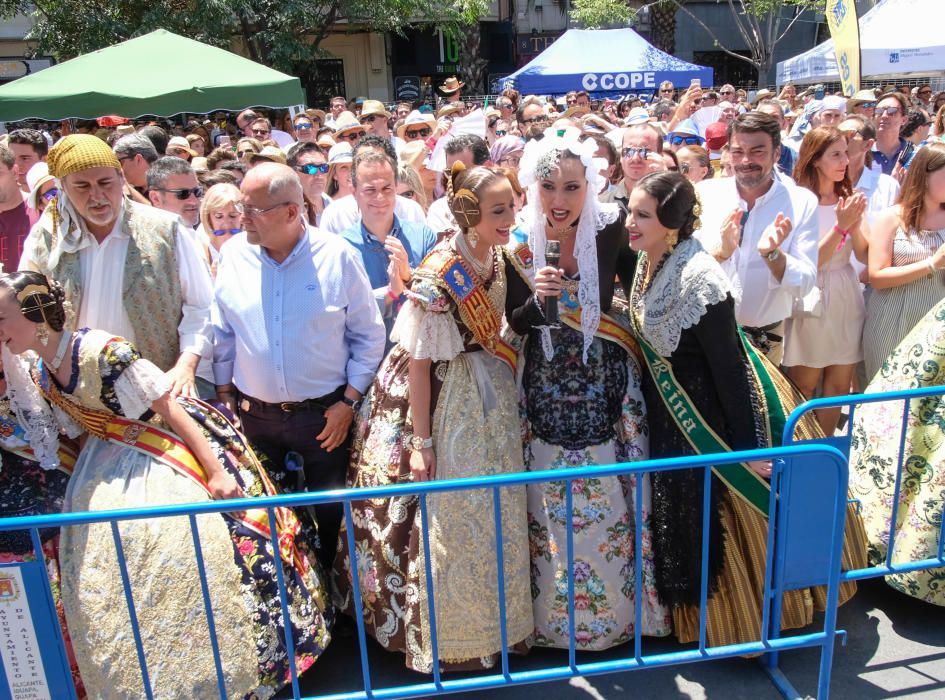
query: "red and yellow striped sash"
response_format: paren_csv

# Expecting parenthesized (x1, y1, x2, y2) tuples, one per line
(562, 308, 641, 360)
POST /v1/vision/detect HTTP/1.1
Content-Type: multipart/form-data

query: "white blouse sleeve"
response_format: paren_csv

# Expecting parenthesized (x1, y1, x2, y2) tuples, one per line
(392, 300, 465, 362)
(113, 358, 172, 419)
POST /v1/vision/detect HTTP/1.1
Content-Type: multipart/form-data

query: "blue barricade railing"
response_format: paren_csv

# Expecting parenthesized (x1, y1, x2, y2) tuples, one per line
(0, 443, 851, 700)
(783, 386, 945, 583)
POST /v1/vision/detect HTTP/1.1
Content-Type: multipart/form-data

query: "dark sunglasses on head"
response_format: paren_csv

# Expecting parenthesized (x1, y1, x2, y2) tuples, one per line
(41, 187, 58, 202)
(622, 147, 652, 160)
(669, 134, 703, 146)
(295, 163, 330, 175)
(295, 122, 314, 131)
(405, 127, 432, 139)
(155, 186, 204, 200)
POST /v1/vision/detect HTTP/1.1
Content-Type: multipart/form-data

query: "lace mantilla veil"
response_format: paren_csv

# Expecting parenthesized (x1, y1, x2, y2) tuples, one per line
(518, 126, 620, 362)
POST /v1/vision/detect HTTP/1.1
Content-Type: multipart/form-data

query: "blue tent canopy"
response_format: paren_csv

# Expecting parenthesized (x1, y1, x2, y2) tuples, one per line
(500, 28, 713, 97)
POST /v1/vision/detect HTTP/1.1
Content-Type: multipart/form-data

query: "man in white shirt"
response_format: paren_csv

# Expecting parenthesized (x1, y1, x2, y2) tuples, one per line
(19, 134, 215, 398)
(838, 115, 900, 223)
(319, 135, 425, 234)
(695, 112, 818, 364)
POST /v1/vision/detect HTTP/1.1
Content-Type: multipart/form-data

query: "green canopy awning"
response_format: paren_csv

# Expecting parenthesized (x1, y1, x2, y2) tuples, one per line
(0, 29, 305, 121)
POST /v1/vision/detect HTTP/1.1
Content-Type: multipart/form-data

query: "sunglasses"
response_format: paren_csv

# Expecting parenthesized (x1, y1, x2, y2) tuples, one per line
(338, 132, 362, 141)
(521, 116, 545, 125)
(405, 127, 431, 139)
(251, 128, 271, 136)
(661, 88, 674, 93)
(919, 90, 933, 95)
(876, 106, 902, 116)
(856, 102, 877, 109)
(295, 163, 330, 175)
(155, 186, 204, 200)
(41, 187, 58, 202)
(669, 134, 703, 146)
(495, 130, 508, 137)
(359, 114, 385, 124)
(212, 227, 241, 237)
(295, 123, 314, 131)
(720, 91, 735, 96)
(237, 149, 256, 157)
(622, 147, 652, 160)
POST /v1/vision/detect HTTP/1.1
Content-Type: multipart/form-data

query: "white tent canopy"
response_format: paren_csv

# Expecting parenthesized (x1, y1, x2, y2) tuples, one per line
(777, 0, 945, 85)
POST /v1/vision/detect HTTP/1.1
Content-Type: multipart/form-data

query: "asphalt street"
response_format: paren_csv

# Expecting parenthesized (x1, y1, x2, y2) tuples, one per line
(281, 577, 945, 700)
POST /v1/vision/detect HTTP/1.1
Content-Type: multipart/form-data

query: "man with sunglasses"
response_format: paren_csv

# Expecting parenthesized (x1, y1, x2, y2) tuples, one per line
(397, 110, 436, 144)
(287, 141, 331, 226)
(292, 114, 318, 145)
(21, 135, 216, 401)
(601, 124, 664, 209)
(147, 156, 204, 229)
(666, 120, 704, 153)
(871, 92, 909, 175)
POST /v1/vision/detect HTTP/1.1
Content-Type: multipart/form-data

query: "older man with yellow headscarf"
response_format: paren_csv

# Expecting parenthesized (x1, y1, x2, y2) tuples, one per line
(19, 134, 214, 398)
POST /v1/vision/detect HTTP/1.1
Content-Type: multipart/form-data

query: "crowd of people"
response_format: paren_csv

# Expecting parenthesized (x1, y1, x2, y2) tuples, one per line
(0, 73, 942, 698)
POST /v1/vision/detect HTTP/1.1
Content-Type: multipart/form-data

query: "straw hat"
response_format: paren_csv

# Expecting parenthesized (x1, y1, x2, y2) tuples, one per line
(316, 133, 337, 149)
(360, 100, 391, 119)
(624, 107, 651, 126)
(752, 88, 775, 104)
(396, 110, 437, 139)
(327, 142, 354, 165)
(249, 146, 287, 165)
(26, 162, 57, 210)
(166, 136, 197, 158)
(304, 108, 327, 124)
(436, 103, 464, 119)
(847, 88, 879, 109)
(332, 111, 365, 137)
(439, 76, 465, 94)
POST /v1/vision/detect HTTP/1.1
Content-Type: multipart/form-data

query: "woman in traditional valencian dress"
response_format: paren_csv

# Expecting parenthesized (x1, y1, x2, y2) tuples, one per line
(0, 347, 85, 696)
(850, 297, 945, 606)
(512, 127, 671, 650)
(332, 165, 535, 673)
(0, 271, 331, 700)
(626, 172, 866, 647)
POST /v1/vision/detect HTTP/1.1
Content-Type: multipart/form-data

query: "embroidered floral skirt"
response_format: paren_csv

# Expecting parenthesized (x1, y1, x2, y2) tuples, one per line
(0, 450, 85, 697)
(851, 299, 945, 605)
(333, 346, 533, 673)
(522, 331, 672, 649)
(58, 406, 331, 700)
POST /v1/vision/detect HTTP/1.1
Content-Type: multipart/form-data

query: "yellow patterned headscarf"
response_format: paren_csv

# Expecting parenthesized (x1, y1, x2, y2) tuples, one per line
(47, 134, 121, 179)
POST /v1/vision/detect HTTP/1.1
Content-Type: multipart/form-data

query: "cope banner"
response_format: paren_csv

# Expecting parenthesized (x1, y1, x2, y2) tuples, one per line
(826, 0, 861, 97)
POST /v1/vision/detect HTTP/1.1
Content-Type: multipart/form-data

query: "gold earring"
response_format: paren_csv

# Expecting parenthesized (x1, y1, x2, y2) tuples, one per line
(665, 230, 678, 251)
(467, 228, 480, 247)
(36, 322, 49, 346)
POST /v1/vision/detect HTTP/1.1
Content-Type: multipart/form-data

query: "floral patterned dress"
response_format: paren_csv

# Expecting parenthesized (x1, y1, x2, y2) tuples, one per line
(851, 298, 945, 605)
(37, 329, 331, 700)
(0, 402, 85, 697)
(512, 222, 672, 650)
(332, 240, 535, 673)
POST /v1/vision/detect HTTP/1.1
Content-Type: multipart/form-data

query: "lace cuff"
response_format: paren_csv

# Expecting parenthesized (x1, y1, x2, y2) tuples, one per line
(392, 300, 465, 362)
(114, 358, 172, 420)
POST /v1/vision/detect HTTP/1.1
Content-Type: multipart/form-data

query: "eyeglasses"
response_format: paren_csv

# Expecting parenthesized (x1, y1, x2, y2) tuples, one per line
(295, 163, 330, 175)
(154, 186, 204, 200)
(211, 227, 242, 237)
(251, 128, 271, 136)
(669, 135, 703, 146)
(876, 106, 902, 116)
(338, 132, 361, 141)
(235, 201, 291, 217)
(41, 187, 58, 202)
(499, 155, 521, 167)
(622, 147, 652, 160)
(405, 127, 431, 139)
(295, 123, 314, 131)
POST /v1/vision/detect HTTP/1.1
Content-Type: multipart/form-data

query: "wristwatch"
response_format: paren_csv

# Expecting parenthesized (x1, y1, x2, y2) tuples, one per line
(764, 248, 782, 262)
(340, 395, 361, 412)
(406, 434, 434, 452)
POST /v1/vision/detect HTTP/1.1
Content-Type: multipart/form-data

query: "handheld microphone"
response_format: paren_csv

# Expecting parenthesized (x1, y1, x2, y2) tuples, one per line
(544, 239, 561, 328)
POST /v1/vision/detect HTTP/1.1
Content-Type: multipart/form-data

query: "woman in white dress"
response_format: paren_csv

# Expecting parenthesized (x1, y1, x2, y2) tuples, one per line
(783, 127, 868, 434)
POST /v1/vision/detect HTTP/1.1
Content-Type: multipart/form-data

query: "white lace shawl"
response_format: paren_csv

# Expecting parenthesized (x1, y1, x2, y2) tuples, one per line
(518, 126, 619, 362)
(114, 359, 172, 419)
(391, 300, 465, 362)
(1, 345, 76, 470)
(637, 237, 735, 357)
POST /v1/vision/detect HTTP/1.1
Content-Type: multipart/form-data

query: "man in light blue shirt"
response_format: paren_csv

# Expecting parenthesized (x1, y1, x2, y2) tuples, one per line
(212, 162, 385, 569)
(340, 150, 436, 347)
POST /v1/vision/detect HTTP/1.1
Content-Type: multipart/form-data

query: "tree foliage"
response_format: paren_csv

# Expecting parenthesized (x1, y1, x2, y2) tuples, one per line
(0, 0, 488, 83)
(570, 0, 827, 85)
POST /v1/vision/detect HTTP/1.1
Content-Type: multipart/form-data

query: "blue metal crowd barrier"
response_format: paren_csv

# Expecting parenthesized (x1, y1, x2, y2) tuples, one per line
(783, 386, 945, 584)
(0, 443, 852, 700)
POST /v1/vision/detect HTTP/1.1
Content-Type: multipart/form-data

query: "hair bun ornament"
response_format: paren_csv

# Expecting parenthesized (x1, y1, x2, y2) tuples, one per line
(691, 192, 704, 232)
(451, 188, 481, 228)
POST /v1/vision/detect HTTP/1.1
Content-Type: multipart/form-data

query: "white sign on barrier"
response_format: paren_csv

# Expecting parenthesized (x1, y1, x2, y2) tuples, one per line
(0, 568, 50, 700)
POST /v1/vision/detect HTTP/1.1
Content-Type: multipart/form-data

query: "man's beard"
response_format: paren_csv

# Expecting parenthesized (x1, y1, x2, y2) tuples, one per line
(735, 164, 769, 190)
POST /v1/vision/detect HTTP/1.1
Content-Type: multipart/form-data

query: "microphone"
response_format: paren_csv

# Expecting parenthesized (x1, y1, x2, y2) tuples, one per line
(543, 239, 561, 328)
